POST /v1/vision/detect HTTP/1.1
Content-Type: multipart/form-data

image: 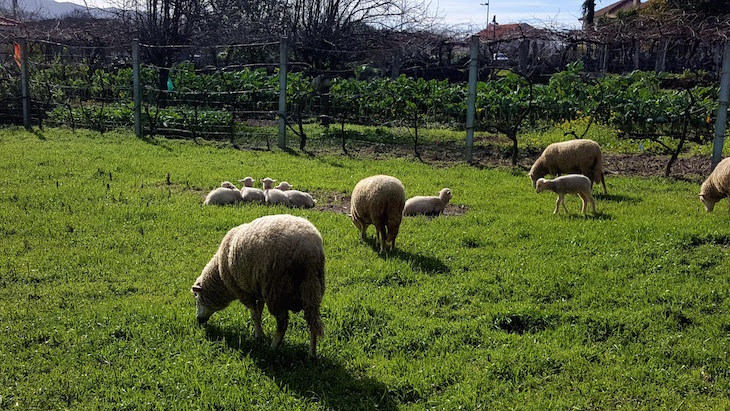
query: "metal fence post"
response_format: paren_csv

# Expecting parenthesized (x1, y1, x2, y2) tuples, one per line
(278, 37, 288, 149)
(132, 39, 142, 137)
(20, 38, 31, 129)
(712, 41, 730, 169)
(465, 35, 479, 164)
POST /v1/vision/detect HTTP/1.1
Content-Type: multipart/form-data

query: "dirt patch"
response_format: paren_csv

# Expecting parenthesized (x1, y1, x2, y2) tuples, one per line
(312, 190, 468, 217)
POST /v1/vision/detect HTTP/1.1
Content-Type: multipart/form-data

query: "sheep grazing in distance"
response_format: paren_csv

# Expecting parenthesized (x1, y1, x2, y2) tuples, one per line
(238, 176, 265, 203)
(529, 139, 607, 194)
(403, 188, 452, 216)
(350, 175, 406, 253)
(191, 214, 325, 360)
(536, 175, 597, 216)
(261, 177, 291, 206)
(275, 181, 317, 209)
(204, 186, 243, 205)
(699, 157, 730, 212)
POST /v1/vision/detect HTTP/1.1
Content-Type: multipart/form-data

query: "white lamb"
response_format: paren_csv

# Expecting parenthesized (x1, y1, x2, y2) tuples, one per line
(204, 187, 243, 205)
(221, 181, 238, 190)
(191, 214, 325, 360)
(350, 175, 406, 253)
(403, 188, 452, 216)
(238, 176, 265, 203)
(535, 175, 596, 216)
(274, 181, 317, 209)
(261, 177, 291, 206)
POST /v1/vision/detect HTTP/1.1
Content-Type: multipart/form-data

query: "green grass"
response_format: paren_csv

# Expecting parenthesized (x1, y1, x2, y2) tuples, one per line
(2, 126, 730, 410)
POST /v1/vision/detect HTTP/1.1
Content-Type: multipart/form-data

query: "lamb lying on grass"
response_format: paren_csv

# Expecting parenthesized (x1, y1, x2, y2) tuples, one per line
(191, 214, 325, 360)
(403, 188, 452, 216)
(699, 157, 730, 212)
(239, 176, 265, 203)
(274, 181, 317, 209)
(261, 178, 291, 206)
(535, 175, 596, 216)
(204, 187, 243, 205)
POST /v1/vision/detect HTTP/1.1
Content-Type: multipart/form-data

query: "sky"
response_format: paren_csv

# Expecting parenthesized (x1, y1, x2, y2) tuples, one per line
(433, 0, 585, 30)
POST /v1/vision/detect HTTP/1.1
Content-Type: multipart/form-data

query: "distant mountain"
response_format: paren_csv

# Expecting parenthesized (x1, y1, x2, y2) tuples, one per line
(11, 0, 118, 19)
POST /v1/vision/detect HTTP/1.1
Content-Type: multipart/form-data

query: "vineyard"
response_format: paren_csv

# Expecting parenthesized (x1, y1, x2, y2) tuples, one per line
(0, 38, 725, 174)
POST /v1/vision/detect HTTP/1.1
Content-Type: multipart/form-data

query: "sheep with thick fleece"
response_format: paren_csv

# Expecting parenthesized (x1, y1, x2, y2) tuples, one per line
(275, 181, 317, 209)
(529, 139, 607, 194)
(350, 175, 406, 253)
(261, 178, 291, 206)
(191, 214, 325, 359)
(535, 175, 596, 215)
(403, 188, 452, 216)
(699, 157, 730, 212)
(204, 187, 243, 205)
(238, 176, 265, 203)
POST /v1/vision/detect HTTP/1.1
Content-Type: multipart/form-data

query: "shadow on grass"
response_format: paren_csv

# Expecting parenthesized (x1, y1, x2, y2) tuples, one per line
(204, 323, 398, 411)
(362, 238, 450, 274)
(595, 192, 641, 204)
(555, 212, 613, 221)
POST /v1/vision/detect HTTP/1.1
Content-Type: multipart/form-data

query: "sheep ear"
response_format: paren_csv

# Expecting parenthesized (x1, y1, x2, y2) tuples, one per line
(192, 285, 202, 293)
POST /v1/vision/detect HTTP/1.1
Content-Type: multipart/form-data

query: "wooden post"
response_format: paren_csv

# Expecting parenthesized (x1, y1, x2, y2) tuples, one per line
(655, 39, 668, 73)
(278, 37, 288, 149)
(465, 35, 479, 164)
(711, 42, 730, 169)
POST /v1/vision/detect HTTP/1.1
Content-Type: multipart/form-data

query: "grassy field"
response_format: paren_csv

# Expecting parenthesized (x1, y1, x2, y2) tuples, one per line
(1, 126, 729, 410)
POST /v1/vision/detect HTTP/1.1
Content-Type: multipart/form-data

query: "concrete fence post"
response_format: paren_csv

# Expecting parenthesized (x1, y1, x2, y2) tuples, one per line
(465, 35, 479, 164)
(132, 39, 142, 137)
(278, 37, 288, 149)
(711, 41, 730, 169)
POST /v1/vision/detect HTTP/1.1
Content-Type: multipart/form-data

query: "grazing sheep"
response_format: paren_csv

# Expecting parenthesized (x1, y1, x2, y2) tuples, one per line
(261, 178, 291, 206)
(275, 181, 317, 209)
(238, 176, 265, 203)
(529, 139, 607, 194)
(350, 175, 406, 253)
(699, 157, 730, 212)
(221, 181, 238, 190)
(403, 188, 452, 216)
(204, 187, 243, 205)
(191, 214, 325, 360)
(535, 175, 596, 216)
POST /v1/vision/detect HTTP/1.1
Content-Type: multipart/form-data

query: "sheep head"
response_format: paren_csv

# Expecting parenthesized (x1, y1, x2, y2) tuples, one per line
(699, 194, 716, 212)
(238, 176, 255, 187)
(439, 188, 452, 203)
(535, 178, 548, 193)
(261, 177, 276, 190)
(275, 181, 292, 191)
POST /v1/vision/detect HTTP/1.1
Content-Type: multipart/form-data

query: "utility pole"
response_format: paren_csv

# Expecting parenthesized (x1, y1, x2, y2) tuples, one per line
(480, 1, 490, 34)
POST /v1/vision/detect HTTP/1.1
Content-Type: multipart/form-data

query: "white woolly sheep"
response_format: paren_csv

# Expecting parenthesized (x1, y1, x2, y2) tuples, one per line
(238, 176, 265, 203)
(529, 139, 607, 194)
(261, 178, 291, 206)
(204, 187, 243, 205)
(275, 181, 317, 209)
(699, 157, 730, 212)
(221, 181, 238, 190)
(191, 214, 325, 360)
(403, 188, 452, 216)
(535, 175, 596, 216)
(350, 175, 406, 253)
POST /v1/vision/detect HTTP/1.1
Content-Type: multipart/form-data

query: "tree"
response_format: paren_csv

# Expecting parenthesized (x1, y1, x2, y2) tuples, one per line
(581, 0, 596, 28)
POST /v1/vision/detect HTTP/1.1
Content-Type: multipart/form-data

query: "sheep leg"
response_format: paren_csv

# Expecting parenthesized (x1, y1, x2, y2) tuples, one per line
(271, 312, 289, 350)
(559, 193, 568, 214)
(578, 193, 587, 215)
(375, 224, 387, 253)
(600, 176, 607, 194)
(587, 193, 596, 214)
(246, 300, 265, 339)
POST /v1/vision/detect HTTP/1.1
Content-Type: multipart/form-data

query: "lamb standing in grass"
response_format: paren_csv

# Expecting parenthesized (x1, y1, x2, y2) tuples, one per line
(350, 175, 406, 253)
(275, 181, 317, 209)
(239, 176, 265, 203)
(191, 214, 325, 360)
(699, 157, 730, 212)
(529, 139, 607, 194)
(535, 175, 596, 216)
(261, 178, 291, 206)
(204, 186, 243, 205)
(403, 188, 452, 216)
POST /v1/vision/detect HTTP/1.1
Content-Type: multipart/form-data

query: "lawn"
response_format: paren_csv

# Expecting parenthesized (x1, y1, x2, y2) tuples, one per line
(1, 126, 729, 410)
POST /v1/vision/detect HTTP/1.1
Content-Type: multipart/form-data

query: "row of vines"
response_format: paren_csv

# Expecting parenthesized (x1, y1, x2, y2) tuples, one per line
(0, 52, 723, 172)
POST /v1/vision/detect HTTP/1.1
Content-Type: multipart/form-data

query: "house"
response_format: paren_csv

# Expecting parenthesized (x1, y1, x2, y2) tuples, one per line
(477, 23, 540, 42)
(582, 0, 650, 28)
